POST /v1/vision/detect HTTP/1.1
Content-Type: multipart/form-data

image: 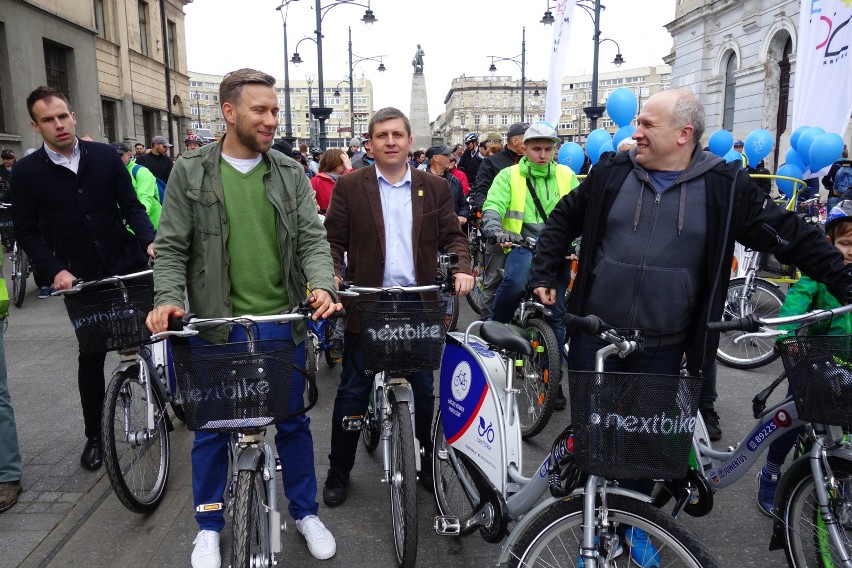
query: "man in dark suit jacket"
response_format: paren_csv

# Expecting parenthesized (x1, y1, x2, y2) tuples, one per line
(322, 107, 473, 506)
(12, 86, 155, 471)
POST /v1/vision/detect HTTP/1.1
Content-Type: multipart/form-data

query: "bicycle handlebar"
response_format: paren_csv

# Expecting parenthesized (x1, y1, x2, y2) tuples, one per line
(155, 311, 325, 340)
(338, 283, 442, 296)
(707, 304, 852, 334)
(564, 313, 609, 336)
(51, 269, 154, 296)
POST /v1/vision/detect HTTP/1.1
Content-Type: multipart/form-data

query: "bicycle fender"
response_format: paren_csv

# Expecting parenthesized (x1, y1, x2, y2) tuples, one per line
(235, 445, 266, 472)
(385, 381, 414, 405)
(769, 449, 852, 551)
(112, 361, 139, 375)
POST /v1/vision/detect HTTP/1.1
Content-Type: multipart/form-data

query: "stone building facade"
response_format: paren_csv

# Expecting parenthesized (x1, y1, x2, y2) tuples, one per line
(664, 0, 852, 169)
(0, 0, 192, 157)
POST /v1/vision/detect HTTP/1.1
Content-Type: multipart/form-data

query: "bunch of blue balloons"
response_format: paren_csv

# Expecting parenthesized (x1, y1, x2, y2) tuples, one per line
(558, 87, 638, 170)
(708, 128, 776, 167)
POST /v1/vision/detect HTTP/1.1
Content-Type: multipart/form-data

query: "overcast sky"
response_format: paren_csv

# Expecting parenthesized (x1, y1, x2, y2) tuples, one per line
(185, 0, 676, 122)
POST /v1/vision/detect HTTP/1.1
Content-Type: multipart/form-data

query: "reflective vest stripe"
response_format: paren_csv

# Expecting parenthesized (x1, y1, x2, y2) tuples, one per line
(501, 164, 575, 235)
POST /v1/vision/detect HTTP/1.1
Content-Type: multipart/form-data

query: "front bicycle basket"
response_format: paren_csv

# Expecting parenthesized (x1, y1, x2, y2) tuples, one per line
(0, 207, 13, 243)
(170, 339, 296, 431)
(358, 298, 446, 375)
(63, 283, 153, 353)
(568, 372, 702, 480)
(776, 335, 852, 425)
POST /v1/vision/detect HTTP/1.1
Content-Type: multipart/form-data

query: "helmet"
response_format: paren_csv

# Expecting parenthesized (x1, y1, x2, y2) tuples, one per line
(463, 133, 478, 144)
(825, 200, 852, 233)
(523, 121, 560, 143)
(185, 137, 203, 147)
(734, 139, 744, 147)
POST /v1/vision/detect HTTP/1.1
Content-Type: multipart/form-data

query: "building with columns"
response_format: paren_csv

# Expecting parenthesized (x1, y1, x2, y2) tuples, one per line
(664, 0, 852, 170)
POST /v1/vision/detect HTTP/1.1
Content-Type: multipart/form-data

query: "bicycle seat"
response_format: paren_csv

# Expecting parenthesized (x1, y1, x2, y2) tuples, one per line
(480, 321, 533, 357)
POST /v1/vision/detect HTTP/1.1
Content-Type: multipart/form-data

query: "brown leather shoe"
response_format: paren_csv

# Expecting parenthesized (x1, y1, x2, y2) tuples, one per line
(0, 480, 22, 513)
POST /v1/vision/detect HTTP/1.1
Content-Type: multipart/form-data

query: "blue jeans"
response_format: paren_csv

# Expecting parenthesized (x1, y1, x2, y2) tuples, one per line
(328, 329, 435, 476)
(0, 325, 21, 482)
(192, 322, 318, 532)
(491, 247, 570, 349)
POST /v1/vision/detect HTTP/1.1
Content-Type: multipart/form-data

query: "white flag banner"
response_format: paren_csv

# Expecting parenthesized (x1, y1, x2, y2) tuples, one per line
(792, 0, 852, 134)
(545, 0, 577, 127)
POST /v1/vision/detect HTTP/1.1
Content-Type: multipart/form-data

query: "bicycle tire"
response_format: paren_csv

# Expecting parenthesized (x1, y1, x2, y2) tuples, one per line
(361, 405, 380, 453)
(170, 401, 186, 423)
(12, 248, 27, 308)
(508, 494, 719, 568)
(444, 295, 460, 333)
(432, 412, 481, 536)
(716, 278, 784, 370)
(389, 400, 418, 567)
(306, 331, 320, 375)
(466, 246, 486, 315)
(101, 367, 170, 513)
(516, 317, 560, 439)
(231, 469, 271, 568)
(781, 456, 852, 567)
(323, 320, 338, 368)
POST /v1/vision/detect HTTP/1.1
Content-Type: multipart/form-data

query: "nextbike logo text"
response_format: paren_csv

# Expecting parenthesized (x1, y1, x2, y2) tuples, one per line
(366, 323, 442, 342)
(72, 307, 138, 330)
(591, 411, 696, 435)
(185, 378, 270, 404)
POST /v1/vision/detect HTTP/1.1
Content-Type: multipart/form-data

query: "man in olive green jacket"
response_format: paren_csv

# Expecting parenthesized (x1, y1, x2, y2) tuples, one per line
(147, 69, 339, 566)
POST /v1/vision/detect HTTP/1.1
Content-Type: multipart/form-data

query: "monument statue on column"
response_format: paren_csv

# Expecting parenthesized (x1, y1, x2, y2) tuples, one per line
(409, 44, 430, 149)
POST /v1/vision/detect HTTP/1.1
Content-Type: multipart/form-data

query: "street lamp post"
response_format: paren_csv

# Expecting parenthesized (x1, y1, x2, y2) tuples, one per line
(540, 0, 625, 132)
(276, 0, 300, 143)
(488, 27, 526, 123)
(311, 0, 378, 149)
(345, 26, 385, 137)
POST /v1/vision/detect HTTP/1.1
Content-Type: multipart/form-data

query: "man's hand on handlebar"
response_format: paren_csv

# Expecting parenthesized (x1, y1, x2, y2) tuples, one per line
(454, 273, 474, 296)
(146, 304, 186, 334)
(308, 289, 343, 321)
(533, 286, 557, 306)
(53, 270, 77, 291)
(490, 230, 521, 249)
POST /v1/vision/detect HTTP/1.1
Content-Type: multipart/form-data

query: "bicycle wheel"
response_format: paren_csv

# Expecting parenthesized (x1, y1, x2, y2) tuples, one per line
(509, 494, 719, 568)
(231, 469, 271, 568)
(432, 413, 481, 536)
(12, 247, 27, 308)
(323, 320, 338, 368)
(389, 400, 418, 567)
(782, 456, 852, 567)
(102, 367, 170, 513)
(361, 403, 380, 453)
(516, 318, 560, 439)
(305, 331, 320, 375)
(716, 278, 784, 369)
(466, 246, 486, 315)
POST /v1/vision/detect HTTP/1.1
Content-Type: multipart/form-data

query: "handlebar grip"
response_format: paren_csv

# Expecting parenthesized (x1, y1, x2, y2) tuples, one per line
(564, 313, 608, 336)
(330, 308, 347, 319)
(706, 315, 759, 333)
(167, 313, 193, 332)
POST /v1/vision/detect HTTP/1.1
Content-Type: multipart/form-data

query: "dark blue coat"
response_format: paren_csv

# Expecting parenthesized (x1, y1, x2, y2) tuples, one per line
(11, 140, 155, 282)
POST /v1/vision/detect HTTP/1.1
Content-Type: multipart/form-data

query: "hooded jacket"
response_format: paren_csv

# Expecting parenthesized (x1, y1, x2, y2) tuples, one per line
(530, 147, 852, 377)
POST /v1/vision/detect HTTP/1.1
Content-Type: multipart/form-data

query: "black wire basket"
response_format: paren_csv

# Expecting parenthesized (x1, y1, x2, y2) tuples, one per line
(63, 283, 153, 353)
(0, 207, 14, 243)
(776, 335, 852, 425)
(568, 371, 702, 480)
(170, 339, 296, 432)
(358, 298, 447, 375)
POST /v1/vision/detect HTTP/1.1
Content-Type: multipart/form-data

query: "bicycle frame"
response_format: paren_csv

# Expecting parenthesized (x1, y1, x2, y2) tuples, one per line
(436, 322, 553, 529)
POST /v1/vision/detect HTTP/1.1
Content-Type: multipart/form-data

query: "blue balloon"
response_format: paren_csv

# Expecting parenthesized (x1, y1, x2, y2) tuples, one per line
(744, 129, 774, 166)
(708, 130, 734, 157)
(808, 132, 845, 172)
(557, 142, 585, 170)
(612, 125, 636, 148)
(597, 140, 615, 160)
(585, 129, 612, 165)
(785, 147, 806, 171)
(796, 127, 825, 164)
(605, 88, 638, 128)
(776, 163, 804, 198)
(790, 126, 811, 150)
(724, 149, 743, 164)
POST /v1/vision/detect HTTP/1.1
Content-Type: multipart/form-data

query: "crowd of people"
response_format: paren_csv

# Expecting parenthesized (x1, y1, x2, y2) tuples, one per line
(2, 70, 852, 568)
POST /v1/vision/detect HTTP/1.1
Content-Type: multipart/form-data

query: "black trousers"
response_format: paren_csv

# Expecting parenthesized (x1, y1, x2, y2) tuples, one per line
(78, 350, 107, 439)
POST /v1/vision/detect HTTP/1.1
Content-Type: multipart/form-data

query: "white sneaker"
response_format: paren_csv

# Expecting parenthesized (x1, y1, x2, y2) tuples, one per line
(191, 530, 221, 568)
(296, 515, 336, 560)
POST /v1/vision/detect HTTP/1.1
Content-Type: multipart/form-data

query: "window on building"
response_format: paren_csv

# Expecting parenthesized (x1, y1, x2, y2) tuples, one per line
(102, 99, 116, 142)
(43, 41, 70, 99)
(722, 52, 737, 131)
(474, 115, 480, 126)
(460, 98, 465, 108)
(143, 109, 157, 145)
(474, 98, 480, 108)
(487, 114, 494, 125)
(138, 1, 149, 56)
(460, 115, 466, 126)
(95, 0, 107, 39)
(167, 21, 177, 69)
(190, 80, 200, 87)
(501, 114, 508, 125)
(775, 37, 793, 165)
